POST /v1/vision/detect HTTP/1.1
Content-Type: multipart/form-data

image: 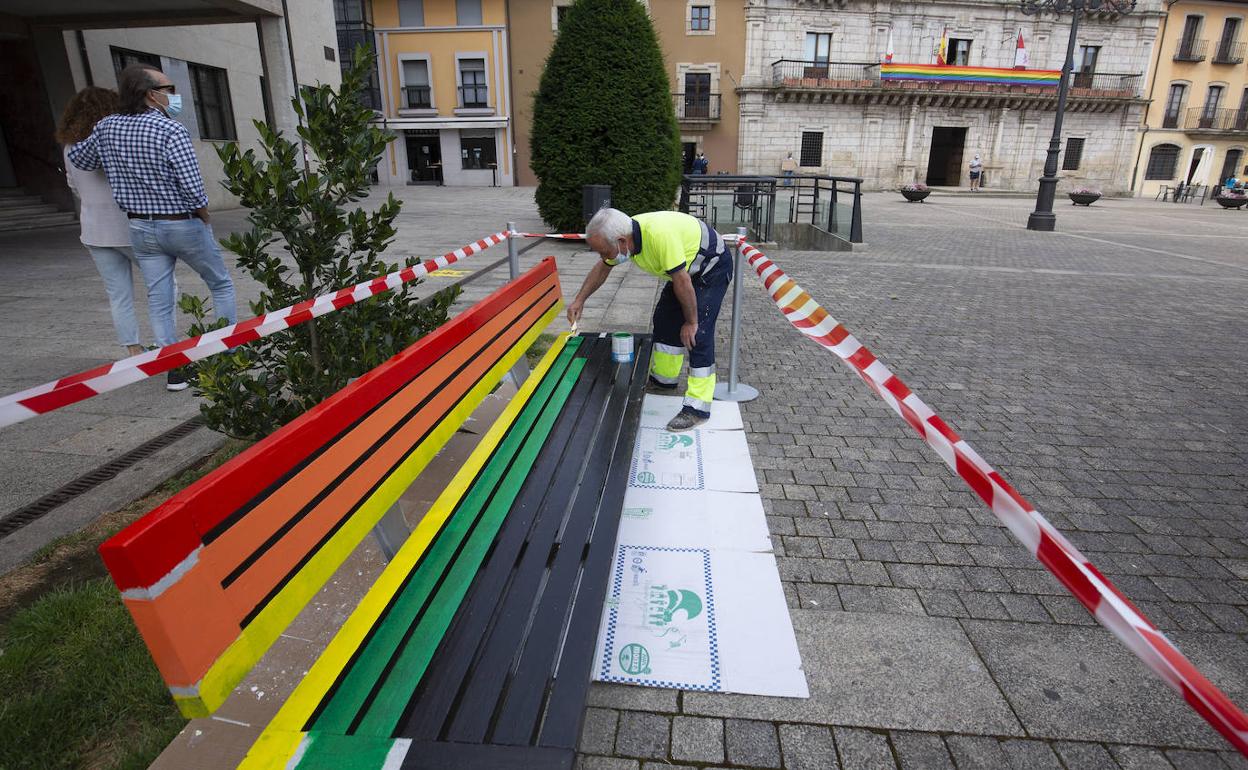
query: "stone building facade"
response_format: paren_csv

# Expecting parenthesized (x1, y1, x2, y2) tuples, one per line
(738, 0, 1163, 193)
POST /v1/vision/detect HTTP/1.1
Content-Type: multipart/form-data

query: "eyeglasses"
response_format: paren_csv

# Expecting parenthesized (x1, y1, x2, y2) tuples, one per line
(151, 84, 176, 93)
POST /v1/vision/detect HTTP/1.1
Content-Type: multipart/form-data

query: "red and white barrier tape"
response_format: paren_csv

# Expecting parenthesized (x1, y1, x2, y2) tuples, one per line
(741, 241, 1248, 756)
(0, 232, 510, 429)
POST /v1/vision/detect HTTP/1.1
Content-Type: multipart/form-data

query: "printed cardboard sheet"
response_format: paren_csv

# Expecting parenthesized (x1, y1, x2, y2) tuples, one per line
(595, 396, 808, 698)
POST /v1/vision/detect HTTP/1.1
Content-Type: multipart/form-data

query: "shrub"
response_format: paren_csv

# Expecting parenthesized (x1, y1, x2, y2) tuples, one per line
(530, 0, 682, 231)
(1070, 186, 1101, 195)
(182, 49, 458, 440)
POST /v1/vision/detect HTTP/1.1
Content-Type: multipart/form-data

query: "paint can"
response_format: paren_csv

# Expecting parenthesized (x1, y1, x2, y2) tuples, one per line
(612, 332, 634, 363)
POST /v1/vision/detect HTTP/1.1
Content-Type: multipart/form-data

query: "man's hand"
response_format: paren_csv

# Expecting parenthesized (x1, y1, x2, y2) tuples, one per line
(681, 321, 698, 349)
(567, 299, 584, 327)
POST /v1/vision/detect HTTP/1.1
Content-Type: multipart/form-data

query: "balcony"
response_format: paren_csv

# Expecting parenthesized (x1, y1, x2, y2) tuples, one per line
(1184, 106, 1248, 133)
(673, 93, 722, 123)
(402, 85, 431, 110)
(768, 60, 1143, 111)
(1174, 39, 1208, 62)
(458, 84, 489, 109)
(1212, 40, 1245, 65)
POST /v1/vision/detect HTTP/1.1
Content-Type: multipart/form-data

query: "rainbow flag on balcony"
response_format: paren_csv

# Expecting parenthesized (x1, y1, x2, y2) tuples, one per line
(881, 63, 1060, 86)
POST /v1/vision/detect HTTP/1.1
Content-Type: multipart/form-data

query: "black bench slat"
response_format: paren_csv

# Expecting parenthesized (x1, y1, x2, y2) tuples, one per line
(398, 337, 618, 742)
(393, 334, 651, 760)
(399, 741, 573, 770)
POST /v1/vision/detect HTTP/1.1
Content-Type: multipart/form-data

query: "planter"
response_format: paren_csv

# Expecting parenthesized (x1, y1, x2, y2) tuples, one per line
(1068, 192, 1101, 206)
(900, 189, 930, 202)
(1214, 195, 1247, 209)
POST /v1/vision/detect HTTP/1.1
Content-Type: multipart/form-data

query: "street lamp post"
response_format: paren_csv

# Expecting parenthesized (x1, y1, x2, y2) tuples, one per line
(1022, 0, 1137, 232)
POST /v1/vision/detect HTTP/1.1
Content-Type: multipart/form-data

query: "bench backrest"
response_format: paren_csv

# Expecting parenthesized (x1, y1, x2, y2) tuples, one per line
(99, 259, 562, 718)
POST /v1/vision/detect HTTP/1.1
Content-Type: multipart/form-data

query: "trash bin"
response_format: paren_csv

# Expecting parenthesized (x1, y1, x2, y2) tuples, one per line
(583, 184, 612, 226)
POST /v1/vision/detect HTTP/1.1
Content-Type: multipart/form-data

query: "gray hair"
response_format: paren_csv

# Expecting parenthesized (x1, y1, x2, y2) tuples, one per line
(586, 207, 631, 243)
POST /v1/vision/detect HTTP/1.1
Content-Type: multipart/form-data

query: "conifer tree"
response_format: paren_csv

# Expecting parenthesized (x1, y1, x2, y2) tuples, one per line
(531, 0, 681, 231)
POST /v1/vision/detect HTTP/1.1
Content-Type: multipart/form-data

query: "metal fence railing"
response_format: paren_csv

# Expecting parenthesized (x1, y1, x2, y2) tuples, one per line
(672, 93, 722, 121)
(459, 84, 488, 108)
(1185, 106, 1248, 132)
(1174, 38, 1209, 62)
(1213, 39, 1246, 64)
(402, 85, 431, 109)
(678, 175, 778, 243)
(784, 175, 864, 244)
(1069, 72, 1143, 97)
(771, 60, 880, 87)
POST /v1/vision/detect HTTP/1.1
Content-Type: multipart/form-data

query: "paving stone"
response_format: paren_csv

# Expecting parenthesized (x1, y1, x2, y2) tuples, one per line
(1052, 741, 1119, 769)
(778, 723, 838, 770)
(890, 731, 953, 768)
(577, 758, 640, 770)
(682, 611, 1022, 735)
(1108, 744, 1177, 770)
(1000, 738, 1064, 769)
(1166, 750, 1233, 770)
(671, 716, 724, 764)
(724, 719, 782, 768)
(944, 735, 1010, 770)
(833, 727, 895, 770)
(587, 683, 679, 714)
(578, 708, 619, 755)
(614, 712, 670, 760)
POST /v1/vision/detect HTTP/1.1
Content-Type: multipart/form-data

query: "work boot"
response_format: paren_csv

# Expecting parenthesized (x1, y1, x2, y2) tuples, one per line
(666, 408, 708, 432)
(645, 377, 679, 396)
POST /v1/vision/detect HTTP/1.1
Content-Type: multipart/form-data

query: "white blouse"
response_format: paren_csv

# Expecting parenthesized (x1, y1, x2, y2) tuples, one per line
(63, 145, 131, 248)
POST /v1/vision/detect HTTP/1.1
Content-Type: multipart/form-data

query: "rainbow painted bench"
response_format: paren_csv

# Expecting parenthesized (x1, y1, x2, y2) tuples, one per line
(100, 260, 651, 769)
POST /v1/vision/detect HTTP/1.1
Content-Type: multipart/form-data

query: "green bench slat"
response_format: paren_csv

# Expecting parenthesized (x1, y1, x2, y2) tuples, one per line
(307, 338, 585, 738)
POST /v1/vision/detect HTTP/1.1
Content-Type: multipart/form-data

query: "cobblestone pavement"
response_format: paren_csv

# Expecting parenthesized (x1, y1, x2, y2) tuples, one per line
(576, 194, 1248, 769)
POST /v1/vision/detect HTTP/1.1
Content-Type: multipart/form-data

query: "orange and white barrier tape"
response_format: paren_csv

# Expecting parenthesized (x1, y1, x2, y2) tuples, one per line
(742, 240, 1248, 756)
(0, 232, 510, 429)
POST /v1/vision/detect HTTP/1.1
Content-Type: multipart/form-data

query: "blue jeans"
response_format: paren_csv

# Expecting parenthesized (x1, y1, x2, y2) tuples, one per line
(85, 245, 141, 348)
(129, 218, 237, 346)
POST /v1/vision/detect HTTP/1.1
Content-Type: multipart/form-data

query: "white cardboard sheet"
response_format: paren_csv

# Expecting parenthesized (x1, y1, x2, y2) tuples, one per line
(594, 397, 808, 699)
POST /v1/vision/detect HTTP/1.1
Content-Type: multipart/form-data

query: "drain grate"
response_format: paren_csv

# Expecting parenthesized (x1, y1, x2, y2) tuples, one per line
(0, 416, 205, 540)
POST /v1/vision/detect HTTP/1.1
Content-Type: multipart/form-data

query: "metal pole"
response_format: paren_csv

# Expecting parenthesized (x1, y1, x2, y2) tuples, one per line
(850, 180, 864, 243)
(506, 221, 519, 280)
(1026, 7, 1080, 232)
(714, 226, 759, 403)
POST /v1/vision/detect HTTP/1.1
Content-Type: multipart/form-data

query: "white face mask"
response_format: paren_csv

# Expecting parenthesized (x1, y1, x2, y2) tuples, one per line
(614, 242, 631, 263)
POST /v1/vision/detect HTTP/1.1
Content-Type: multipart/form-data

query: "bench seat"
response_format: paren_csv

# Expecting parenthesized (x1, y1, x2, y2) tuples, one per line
(243, 333, 652, 769)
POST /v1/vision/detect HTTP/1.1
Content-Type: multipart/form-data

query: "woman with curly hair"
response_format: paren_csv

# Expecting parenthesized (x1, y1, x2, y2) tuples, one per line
(57, 86, 146, 357)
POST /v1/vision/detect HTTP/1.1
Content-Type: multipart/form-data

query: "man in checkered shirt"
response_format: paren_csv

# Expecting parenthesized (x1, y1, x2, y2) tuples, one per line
(70, 64, 237, 391)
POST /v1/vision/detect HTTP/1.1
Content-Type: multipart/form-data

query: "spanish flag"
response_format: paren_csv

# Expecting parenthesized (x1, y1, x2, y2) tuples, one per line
(936, 28, 948, 65)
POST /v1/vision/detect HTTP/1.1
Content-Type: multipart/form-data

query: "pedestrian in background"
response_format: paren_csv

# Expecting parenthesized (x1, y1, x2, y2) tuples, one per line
(969, 154, 983, 191)
(781, 152, 798, 185)
(692, 150, 709, 175)
(57, 87, 146, 359)
(69, 64, 237, 391)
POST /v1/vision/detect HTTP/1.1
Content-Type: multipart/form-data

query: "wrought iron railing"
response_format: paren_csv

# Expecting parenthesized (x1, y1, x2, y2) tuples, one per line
(673, 93, 722, 121)
(771, 60, 880, 87)
(1212, 39, 1245, 64)
(402, 85, 431, 109)
(1185, 106, 1248, 132)
(459, 84, 488, 108)
(1068, 72, 1142, 97)
(1174, 38, 1208, 62)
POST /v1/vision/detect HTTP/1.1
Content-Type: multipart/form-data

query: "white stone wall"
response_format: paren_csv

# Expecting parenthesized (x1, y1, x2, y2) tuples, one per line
(740, 0, 1161, 193)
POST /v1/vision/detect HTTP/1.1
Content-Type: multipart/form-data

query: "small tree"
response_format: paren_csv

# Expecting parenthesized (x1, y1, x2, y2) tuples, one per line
(531, 0, 682, 231)
(183, 49, 458, 440)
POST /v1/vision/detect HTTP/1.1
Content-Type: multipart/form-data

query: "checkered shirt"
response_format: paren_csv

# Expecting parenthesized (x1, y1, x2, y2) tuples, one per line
(68, 109, 208, 215)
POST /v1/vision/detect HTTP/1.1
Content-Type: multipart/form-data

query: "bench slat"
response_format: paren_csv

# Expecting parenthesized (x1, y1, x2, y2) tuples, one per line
(306, 339, 585, 736)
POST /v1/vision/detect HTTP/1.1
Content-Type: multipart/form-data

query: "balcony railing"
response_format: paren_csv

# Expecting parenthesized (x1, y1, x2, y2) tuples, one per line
(1212, 40, 1245, 64)
(771, 60, 1141, 98)
(673, 93, 722, 121)
(1068, 72, 1143, 98)
(1174, 38, 1208, 62)
(459, 84, 488, 108)
(1185, 106, 1248, 132)
(772, 60, 880, 87)
(402, 85, 431, 109)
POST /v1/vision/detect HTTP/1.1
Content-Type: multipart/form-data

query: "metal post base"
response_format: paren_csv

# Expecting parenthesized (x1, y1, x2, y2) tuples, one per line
(714, 382, 759, 402)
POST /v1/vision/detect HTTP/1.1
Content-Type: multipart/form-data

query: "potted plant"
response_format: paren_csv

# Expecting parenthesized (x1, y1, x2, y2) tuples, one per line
(1068, 186, 1101, 206)
(1214, 189, 1247, 209)
(900, 182, 930, 202)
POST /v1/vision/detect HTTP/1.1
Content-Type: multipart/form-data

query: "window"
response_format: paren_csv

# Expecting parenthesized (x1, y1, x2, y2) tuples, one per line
(948, 38, 972, 66)
(324, 46, 336, 62)
(556, 5, 570, 28)
(1073, 45, 1099, 88)
(402, 60, 431, 108)
(399, 0, 424, 26)
(1062, 137, 1085, 171)
(459, 58, 488, 107)
(683, 72, 712, 118)
(1237, 87, 1248, 130)
(111, 47, 161, 77)
(460, 130, 496, 170)
(1219, 149, 1243, 184)
(1215, 17, 1241, 62)
(333, 0, 369, 23)
(690, 5, 711, 31)
(1177, 15, 1204, 60)
(456, 0, 482, 26)
(1163, 83, 1187, 128)
(804, 32, 832, 64)
(189, 63, 236, 141)
(799, 131, 822, 167)
(1145, 144, 1181, 180)
(1201, 85, 1224, 127)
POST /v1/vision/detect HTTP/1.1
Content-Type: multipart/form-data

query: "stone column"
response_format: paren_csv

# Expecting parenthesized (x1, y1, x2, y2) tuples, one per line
(986, 107, 1009, 188)
(896, 103, 919, 183)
